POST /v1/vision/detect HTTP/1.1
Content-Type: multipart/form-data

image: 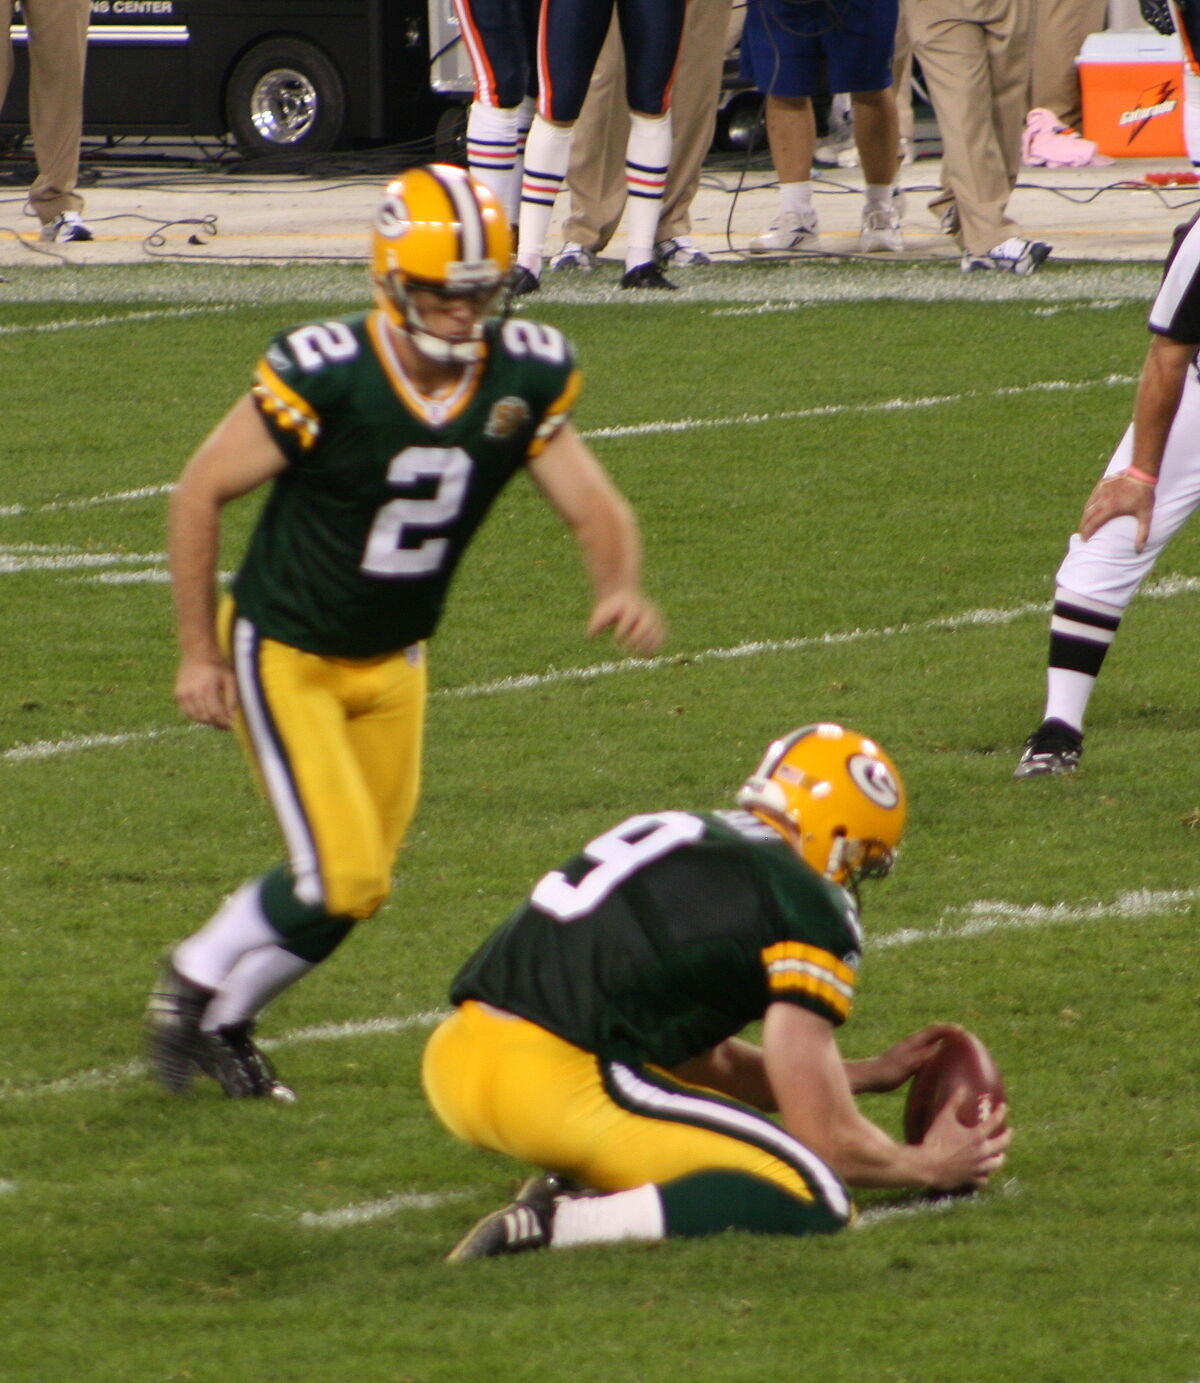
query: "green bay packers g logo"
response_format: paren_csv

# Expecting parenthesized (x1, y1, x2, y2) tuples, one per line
(376, 194, 408, 238)
(848, 754, 900, 809)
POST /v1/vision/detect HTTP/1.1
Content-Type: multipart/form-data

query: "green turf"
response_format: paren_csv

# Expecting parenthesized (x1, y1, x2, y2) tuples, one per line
(1, 262, 1196, 1383)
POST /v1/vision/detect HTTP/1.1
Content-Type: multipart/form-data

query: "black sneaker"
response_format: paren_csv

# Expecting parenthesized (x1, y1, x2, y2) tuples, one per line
(198, 1021, 296, 1102)
(1013, 718, 1083, 779)
(446, 1174, 565, 1262)
(506, 265, 540, 297)
(145, 964, 213, 1094)
(619, 261, 677, 291)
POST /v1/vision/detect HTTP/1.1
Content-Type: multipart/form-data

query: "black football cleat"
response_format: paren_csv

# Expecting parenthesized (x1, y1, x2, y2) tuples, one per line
(145, 963, 214, 1094)
(619, 261, 678, 291)
(197, 1021, 296, 1102)
(506, 265, 541, 297)
(1013, 718, 1083, 779)
(446, 1174, 566, 1262)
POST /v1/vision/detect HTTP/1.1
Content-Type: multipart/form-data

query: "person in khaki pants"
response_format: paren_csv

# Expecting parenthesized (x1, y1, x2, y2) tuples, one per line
(549, 0, 733, 274)
(1, 0, 92, 241)
(909, 0, 1050, 273)
(1030, 0, 1108, 132)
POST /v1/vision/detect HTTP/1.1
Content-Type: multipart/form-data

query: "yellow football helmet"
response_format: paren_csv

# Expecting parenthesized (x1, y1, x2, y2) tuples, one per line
(736, 723, 907, 886)
(371, 163, 512, 364)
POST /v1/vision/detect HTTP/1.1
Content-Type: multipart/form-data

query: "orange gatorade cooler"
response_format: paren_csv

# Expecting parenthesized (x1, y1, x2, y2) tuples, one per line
(1077, 29, 1186, 157)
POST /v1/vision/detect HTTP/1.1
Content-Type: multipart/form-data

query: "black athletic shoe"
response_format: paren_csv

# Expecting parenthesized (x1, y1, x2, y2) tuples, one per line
(446, 1174, 564, 1262)
(198, 1021, 296, 1102)
(506, 265, 540, 297)
(145, 964, 213, 1094)
(1013, 718, 1083, 779)
(619, 261, 677, 291)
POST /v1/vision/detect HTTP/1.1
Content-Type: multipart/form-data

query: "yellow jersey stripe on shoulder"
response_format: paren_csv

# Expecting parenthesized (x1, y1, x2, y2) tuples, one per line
(761, 941, 857, 1019)
(528, 366, 583, 456)
(253, 359, 320, 451)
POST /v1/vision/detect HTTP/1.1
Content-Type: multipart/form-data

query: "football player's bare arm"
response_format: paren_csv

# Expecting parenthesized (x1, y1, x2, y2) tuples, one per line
(1079, 333, 1196, 551)
(673, 1037, 778, 1110)
(674, 1023, 956, 1109)
(526, 422, 665, 656)
(762, 1003, 1010, 1191)
(842, 1023, 963, 1095)
(170, 395, 288, 730)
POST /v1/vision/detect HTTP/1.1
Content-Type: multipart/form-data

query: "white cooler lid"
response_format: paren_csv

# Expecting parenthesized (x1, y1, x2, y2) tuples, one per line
(1077, 28, 1183, 61)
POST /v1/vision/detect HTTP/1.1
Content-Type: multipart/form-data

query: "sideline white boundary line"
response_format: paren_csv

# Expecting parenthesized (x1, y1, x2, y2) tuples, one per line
(7, 574, 1200, 766)
(3, 890, 1192, 1103)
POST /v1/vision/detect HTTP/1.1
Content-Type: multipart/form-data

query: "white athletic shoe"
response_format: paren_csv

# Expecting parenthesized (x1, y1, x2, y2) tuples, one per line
(961, 237, 1051, 275)
(549, 243, 597, 271)
(39, 211, 93, 243)
(749, 211, 819, 254)
(859, 205, 903, 253)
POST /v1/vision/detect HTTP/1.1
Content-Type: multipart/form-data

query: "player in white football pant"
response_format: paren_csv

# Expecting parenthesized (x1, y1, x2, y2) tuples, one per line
(1015, 254, 1200, 778)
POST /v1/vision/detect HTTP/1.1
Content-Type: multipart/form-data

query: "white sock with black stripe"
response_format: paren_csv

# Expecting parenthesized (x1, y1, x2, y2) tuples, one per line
(623, 111, 672, 273)
(517, 116, 574, 276)
(466, 101, 523, 223)
(550, 1183, 665, 1248)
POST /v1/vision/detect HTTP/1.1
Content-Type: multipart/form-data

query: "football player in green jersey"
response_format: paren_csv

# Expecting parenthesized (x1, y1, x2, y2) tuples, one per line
(146, 163, 665, 1102)
(425, 724, 1011, 1260)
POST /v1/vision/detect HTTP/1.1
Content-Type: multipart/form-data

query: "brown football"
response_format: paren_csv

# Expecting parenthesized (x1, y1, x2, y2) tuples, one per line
(903, 1027, 1007, 1144)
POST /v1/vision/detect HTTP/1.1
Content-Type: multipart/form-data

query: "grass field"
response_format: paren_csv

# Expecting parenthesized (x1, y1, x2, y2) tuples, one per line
(1, 257, 1197, 1383)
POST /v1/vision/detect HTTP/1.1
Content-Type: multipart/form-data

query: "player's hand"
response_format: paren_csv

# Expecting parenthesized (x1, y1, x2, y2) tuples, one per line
(916, 1090, 1011, 1192)
(1079, 472, 1155, 551)
(175, 656, 239, 730)
(856, 1024, 963, 1093)
(587, 590, 666, 656)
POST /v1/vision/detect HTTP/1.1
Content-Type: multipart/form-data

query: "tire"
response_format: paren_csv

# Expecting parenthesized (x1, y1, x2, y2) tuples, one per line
(225, 37, 347, 156)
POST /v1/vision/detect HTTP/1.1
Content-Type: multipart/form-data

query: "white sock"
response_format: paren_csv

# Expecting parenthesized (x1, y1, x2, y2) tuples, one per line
(1044, 669, 1097, 734)
(173, 880, 281, 991)
(512, 96, 536, 219)
(550, 1184, 665, 1248)
(201, 944, 314, 1031)
(517, 117, 574, 275)
(864, 183, 893, 212)
(466, 101, 523, 223)
(623, 111, 672, 272)
(779, 182, 815, 219)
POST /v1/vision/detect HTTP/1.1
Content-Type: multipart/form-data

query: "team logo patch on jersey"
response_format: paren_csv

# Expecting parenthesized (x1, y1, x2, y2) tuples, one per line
(485, 395, 531, 439)
(847, 754, 901, 810)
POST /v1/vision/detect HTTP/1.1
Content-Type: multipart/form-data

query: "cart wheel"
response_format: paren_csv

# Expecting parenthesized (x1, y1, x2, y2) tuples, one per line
(226, 37, 347, 155)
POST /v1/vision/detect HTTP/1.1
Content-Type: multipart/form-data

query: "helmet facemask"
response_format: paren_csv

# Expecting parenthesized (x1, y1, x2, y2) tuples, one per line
(375, 272, 505, 365)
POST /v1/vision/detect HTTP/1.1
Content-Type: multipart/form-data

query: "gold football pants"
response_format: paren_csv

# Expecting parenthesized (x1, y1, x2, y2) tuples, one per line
(220, 599, 426, 918)
(423, 1000, 852, 1227)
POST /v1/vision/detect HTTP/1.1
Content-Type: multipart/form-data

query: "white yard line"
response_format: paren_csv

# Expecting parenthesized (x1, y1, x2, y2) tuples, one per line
(2, 886, 1190, 1103)
(297, 1188, 469, 1228)
(7, 575, 1200, 765)
(0, 373, 1137, 521)
(0, 307, 236, 337)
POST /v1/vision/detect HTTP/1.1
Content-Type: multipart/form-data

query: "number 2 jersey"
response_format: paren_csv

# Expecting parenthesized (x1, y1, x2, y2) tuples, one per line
(234, 309, 580, 657)
(449, 809, 865, 1069)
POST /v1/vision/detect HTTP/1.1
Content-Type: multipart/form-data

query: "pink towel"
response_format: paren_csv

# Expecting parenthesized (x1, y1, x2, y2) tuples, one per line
(1022, 108, 1114, 167)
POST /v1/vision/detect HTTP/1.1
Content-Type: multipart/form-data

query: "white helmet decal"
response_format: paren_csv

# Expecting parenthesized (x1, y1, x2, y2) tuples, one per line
(376, 194, 408, 238)
(847, 754, 901, 809)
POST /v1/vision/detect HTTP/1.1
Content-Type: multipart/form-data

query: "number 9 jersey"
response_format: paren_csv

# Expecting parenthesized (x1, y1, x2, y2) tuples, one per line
(236, 307, 581, 658)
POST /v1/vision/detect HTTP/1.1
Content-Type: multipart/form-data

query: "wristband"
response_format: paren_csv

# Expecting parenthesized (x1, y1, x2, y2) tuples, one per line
(1125, 465, 1158, 486)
